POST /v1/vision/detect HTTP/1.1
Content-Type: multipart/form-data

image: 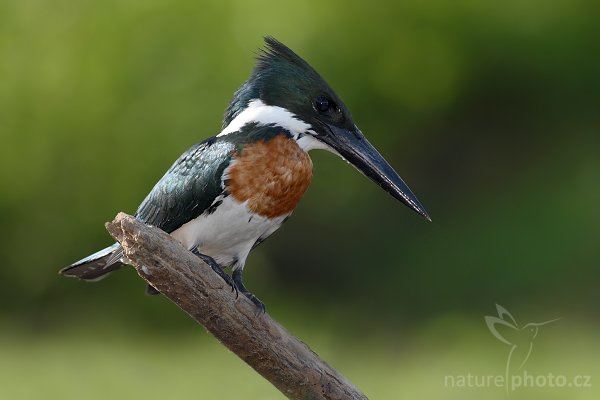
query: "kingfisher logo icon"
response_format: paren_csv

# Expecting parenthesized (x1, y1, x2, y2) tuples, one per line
(443, 305, 591, 393)
(485, 304, 559, 392)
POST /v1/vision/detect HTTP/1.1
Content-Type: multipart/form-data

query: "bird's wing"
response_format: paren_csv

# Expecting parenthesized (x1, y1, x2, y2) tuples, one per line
(135, 137, 235, 233)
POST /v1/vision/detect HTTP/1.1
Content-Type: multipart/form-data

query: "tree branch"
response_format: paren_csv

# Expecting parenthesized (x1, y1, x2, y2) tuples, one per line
(105, 212, 368, 400)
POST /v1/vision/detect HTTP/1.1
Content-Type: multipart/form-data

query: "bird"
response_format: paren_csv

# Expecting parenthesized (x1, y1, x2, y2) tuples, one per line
(485, 304, 559, 391)
(60, 37, 430, 312)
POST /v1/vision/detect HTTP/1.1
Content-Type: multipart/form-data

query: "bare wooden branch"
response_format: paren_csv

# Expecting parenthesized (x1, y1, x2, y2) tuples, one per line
(105, 212, 368, 400)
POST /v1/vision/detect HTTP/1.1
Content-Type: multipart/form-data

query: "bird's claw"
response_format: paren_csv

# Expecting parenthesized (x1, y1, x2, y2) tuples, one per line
(192, 249, 264, 314)
(192, 249, 238, 297)
(243, 291, 266, 315)
(222, 273, 239, 297)
(232, 268, 265, 315)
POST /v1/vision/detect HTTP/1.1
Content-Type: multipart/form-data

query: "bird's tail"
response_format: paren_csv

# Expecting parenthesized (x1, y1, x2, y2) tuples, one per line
(60, 243, 124, 281)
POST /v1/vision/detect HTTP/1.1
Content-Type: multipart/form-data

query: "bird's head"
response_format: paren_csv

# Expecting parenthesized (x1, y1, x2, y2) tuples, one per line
(522, 318, 560, 340)
(222, 37, 430, 220)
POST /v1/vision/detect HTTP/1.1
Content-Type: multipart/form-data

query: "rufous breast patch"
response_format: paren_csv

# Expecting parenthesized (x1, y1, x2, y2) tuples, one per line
(226, 135, 313, 218)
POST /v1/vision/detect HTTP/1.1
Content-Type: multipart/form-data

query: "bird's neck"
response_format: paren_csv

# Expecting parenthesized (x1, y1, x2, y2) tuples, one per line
(219, 99, 310, 137)
(219, 98, 336, 154)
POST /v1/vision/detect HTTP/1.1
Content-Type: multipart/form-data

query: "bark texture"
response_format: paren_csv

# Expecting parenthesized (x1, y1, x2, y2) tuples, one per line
(105, 212, 368, 400)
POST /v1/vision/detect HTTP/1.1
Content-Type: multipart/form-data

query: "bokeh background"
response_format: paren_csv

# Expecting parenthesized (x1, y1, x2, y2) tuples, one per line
(1, 0, 598, 399)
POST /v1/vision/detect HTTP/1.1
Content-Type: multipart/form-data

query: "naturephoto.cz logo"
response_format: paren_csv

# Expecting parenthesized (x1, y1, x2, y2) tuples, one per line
(443, 304, 592, 393)
(444, 370, 591, 391)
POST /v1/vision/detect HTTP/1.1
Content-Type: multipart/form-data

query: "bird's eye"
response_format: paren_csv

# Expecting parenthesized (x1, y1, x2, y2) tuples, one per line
(315, 96, 331, 113)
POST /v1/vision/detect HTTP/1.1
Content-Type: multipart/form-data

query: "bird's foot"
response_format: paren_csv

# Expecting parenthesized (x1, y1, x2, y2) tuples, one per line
(191, 248, 238, 297)
(233, 269, 266, 315)
(242, 291, 266, 315)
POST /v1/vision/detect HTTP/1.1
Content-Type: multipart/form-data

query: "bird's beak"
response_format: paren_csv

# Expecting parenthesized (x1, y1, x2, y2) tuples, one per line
(530, 318, 561, 327)
(321, 124, 430, 220)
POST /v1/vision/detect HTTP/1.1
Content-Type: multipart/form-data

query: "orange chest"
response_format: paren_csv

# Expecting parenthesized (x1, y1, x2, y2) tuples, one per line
(225, 135, 313, 218)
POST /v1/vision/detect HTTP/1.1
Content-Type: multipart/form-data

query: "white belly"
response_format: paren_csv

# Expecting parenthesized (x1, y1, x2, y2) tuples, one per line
(170, 196, 287, 268)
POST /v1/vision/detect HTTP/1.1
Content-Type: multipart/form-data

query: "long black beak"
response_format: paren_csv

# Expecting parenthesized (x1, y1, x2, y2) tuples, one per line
(320, 124, 430, 221)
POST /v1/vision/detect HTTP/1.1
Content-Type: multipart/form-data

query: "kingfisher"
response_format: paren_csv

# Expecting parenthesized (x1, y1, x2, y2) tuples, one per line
(60, 37, 430, 312)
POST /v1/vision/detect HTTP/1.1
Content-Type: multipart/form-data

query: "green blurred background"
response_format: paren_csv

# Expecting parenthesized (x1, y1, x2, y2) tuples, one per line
(1, 0, 598, 399)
